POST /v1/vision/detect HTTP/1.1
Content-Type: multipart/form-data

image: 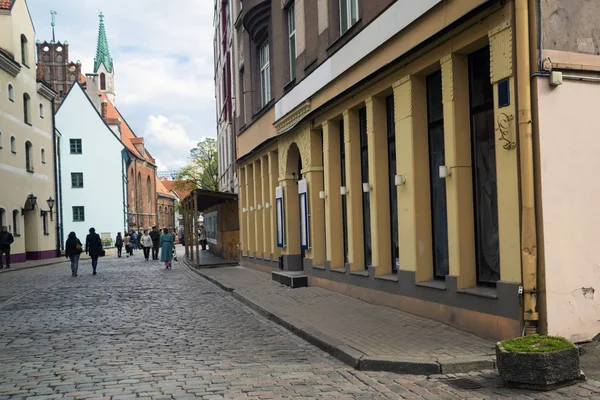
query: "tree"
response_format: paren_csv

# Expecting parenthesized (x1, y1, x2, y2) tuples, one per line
(176, 138, 218, 191)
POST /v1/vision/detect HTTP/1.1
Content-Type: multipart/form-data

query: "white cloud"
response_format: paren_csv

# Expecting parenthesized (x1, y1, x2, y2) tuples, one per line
(144, 115, 198, 170)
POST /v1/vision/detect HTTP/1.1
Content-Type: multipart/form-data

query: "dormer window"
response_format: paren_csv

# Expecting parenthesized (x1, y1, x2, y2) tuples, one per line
(21, 35, 29, 66)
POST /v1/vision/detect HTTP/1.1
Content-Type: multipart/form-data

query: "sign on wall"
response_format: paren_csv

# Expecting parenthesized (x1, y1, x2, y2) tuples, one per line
(276, 186, 285, 248)
(204, 211, 218, 244)
(298, 180, 309, 250)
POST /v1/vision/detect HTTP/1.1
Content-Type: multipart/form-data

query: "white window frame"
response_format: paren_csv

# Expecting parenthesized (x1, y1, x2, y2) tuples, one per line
(288, 5, 296, 80)
(259, 41, 271, 107)
(339, 0, 358, 35)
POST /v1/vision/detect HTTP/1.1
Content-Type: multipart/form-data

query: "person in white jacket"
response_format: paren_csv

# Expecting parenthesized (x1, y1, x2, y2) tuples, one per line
(140, 230, 153, 261)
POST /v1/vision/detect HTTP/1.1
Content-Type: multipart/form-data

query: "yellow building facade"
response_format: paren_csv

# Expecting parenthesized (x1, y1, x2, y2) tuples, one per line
(236, 0, 534, 340)
(0, 0, 58, 263)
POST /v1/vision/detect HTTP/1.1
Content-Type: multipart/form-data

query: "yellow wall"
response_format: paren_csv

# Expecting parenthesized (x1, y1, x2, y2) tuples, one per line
(0, 0, 57, 259)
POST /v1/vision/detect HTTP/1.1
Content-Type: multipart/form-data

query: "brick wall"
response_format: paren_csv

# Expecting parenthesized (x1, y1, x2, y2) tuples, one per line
(127, 157, 157, 231)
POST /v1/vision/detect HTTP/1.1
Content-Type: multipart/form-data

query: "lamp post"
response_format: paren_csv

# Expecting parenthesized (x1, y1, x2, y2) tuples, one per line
(46, 197, 55, 221)
(22, 194, 38, 215)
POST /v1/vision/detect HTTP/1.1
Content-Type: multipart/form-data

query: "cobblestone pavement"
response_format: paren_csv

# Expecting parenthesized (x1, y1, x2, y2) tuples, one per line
(1, 251, 600, 399)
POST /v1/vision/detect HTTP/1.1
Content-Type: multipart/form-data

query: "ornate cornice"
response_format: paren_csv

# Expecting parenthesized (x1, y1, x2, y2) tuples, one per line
(37, 80, 56, 101)
(0, 49, 20, 77)
(274, 101, 311, 134)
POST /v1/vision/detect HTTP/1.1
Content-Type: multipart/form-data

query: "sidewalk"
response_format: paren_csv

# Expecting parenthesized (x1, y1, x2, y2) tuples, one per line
(184, 260, 497, 375)
(0, 248, 119, 274)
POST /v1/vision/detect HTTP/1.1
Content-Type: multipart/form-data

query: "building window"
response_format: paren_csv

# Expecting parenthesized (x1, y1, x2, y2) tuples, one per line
(20, 34, 28, 66)
(73, 206, 85, 222)
(39, 103, 44, 118)
(468, 46, 500, 285)
(0, 208, 5, 227)
(259, 41, 271, 107)
(12, 210, 19, 235)
(71, 172, 84, 188)
(386, 95, 399, 272)
(8, 84, 14, 102)
(25, 141, 33, 172)
(10, 136, 16, 153)
(339, 119, 348, 264)
(23, 93, 31, 124)
(137, 173, 143, 212)
(70, 139, 82, 154)
(100, 73, 106, 90)
(240, 68, 246, 125)
(339, 0, 358, 35)
(288, 4, 296, 80)
(0, 130, 3, 149)
(41, 148, 46, 164)
(426, 69, 449, 280)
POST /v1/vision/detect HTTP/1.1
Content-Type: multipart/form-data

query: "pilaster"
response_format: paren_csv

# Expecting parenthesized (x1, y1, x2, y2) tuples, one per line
(322, 121, 344, 268)
(261, 156, 271, 259)
(253, 159, 263, 258)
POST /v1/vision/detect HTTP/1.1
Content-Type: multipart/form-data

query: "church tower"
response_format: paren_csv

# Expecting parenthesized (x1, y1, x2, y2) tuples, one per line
(94, 12, 115, 104)
(36, 41, 82, 112)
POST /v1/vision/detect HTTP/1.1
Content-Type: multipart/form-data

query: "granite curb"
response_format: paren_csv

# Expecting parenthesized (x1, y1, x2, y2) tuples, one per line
(0, 258, 69, 274)
(184, 258, 496, 375)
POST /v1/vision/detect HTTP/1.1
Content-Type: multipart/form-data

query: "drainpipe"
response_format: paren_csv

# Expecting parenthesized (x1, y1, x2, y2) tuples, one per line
(515, 0, 539, 335)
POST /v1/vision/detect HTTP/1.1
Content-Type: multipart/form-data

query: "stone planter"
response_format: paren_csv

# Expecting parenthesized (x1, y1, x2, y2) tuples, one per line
(496, 341, 584, 391)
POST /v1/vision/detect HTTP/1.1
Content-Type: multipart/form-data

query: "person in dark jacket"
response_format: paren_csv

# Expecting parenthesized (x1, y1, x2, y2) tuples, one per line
(65, 231, 83, 276)
(150, 226, 160, 260)
(0, 226, 14, 269)
(115, 232, 123, 258)
(85, 227, 103, 275)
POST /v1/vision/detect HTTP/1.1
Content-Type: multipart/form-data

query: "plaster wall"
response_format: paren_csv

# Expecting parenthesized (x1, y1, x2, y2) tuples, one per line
(56, 84, 126, 244)
(542, 0, 600, 55)
(537, 77, 600, 342)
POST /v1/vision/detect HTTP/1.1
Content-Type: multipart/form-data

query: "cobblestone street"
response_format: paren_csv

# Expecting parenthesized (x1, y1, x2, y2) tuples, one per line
(1, 253, 600, 399)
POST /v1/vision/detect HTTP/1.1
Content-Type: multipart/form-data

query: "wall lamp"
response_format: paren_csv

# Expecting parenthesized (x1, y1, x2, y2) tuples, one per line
(21, 193, 38, 216)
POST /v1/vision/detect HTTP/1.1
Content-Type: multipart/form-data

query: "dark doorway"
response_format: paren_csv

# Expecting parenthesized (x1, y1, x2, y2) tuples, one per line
(386, 96, 399, 272)
(359, 107, 372, 268)
(339, 119, 349, 264)
(468, 46, 500, 285)
(426, 70, 449, 279)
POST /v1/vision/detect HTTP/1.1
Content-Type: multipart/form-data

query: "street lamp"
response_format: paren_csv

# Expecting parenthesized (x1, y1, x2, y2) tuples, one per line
(22, 193, 38, 215)
(46, 197, 55, 221)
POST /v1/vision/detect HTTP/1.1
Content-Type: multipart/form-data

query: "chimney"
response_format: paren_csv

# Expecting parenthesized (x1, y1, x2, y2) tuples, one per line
(101, 99, 108, 118)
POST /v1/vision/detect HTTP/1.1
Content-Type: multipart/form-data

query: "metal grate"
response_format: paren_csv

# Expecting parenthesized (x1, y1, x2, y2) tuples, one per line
(440, 378, 484, 390)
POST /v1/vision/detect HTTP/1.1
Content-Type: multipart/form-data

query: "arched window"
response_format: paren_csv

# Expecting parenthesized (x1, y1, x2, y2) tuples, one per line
(10, 136, 16, 153)
(159, 206, 163, 227)
(20, 34, 28, 66)
(100, 73, 106, 90)
(23, 93, 31, 124)
(147, 176, 152, 210)
(137, 172, 142, 212)
(0, 208, 5, 227)
(39, 103, 44, 119)
(12, 210, 19, 235)
(8, 84, 14, 101)
(41, 148, 46, 164)
(25, 141, 33, 172)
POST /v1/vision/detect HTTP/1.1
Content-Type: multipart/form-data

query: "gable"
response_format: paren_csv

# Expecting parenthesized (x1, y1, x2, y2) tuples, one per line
(55, 83, 125, 149)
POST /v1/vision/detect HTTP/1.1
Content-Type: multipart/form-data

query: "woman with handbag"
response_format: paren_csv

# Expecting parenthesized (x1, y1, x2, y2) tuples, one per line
(65, 231, 83, 277)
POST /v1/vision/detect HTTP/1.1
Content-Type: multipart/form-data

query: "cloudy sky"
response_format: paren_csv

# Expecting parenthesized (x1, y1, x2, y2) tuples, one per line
(27, 0, 216, 171)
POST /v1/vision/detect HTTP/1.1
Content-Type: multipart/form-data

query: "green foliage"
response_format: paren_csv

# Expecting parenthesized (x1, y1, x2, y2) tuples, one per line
(101, 237, 113, 247)
(502, 335, 574, 353)
(176, 138, 218, 191)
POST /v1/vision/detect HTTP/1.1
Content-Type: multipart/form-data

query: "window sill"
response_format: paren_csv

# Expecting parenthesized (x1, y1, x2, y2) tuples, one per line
(415, 280, 447, 291)
(25, 122, 32, 126)
(43, 233, 50, 236)
(457, 285, 498, 299)
(252, 100, 274, 120)
(330, 267, 346, 274)
(283, 78, 296, 93)
(14, 234, 21, 237)
(312, 264, 325, 270)
(26, 169, 34, 174)
(11, 151, 16, 154)
(375, 274, 399, 283)
(326, 19, 363, 56)
(350, 269, 369, 277)
(9, 99, 14, 103)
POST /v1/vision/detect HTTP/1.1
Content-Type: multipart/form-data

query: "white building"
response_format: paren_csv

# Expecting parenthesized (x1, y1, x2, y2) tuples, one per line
(55, 82, 126, 246)
(214, 0, 237, 193)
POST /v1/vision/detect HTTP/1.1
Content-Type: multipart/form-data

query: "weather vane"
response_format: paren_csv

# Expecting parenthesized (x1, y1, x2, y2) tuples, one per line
(50, 10, 57, 43)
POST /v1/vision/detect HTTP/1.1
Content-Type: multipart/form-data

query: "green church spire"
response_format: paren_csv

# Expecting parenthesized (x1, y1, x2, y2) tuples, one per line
(94, 12, 113, 73)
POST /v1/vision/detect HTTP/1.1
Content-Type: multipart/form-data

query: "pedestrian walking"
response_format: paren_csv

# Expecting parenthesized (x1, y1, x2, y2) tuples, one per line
(180, 232, 185, 247)
(199, 224, 207, 250)
(85, 227, 103, 275)
(160, 228, 174, 269)
(115, 232, 124, 258)
(124, 233, 132, 257)
(0, 226, 15, 269)
(141, 230, 152, 261)
(65, 231, 83, 276)
(131, 231, 138, 250)
(150, 226, 160, 260)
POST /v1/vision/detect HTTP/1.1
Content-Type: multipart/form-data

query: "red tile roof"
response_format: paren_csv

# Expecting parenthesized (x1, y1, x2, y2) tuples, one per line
(99, 91, 156, 165)
(161, 180, 194, 200)
(0, 0, 14, 10)
(157, 179, 177, 199)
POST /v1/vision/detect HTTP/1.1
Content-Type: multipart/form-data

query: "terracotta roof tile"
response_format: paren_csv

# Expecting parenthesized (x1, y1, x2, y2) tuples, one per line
(157, 179, 177, 199)
(160, 180, 194, 200)
(99, 91, 155, 165)
(0, 0, 14, 10)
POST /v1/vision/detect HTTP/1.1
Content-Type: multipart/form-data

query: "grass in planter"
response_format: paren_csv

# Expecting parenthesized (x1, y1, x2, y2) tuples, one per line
(502, 335, 574, 353)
